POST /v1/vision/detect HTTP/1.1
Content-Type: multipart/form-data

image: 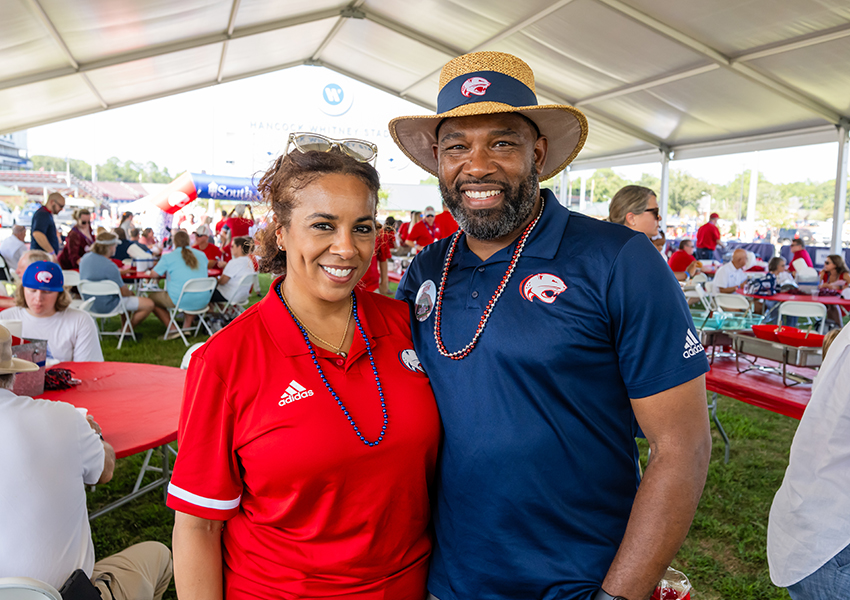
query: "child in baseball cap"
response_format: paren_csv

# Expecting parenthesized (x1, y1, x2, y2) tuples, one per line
(21, 261, 64, 292)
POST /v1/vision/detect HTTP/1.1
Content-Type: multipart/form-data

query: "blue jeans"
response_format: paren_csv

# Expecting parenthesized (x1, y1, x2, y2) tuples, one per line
(787, 541, 850, 600)
(695, 248, 714, 260)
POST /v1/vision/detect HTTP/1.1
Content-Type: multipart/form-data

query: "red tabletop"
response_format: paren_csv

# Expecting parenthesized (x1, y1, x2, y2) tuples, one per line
(706, 357, 813, 420)
(122, 268, 222, 280)
(745, 292, 850, 306)
(39, 362, 185, 459)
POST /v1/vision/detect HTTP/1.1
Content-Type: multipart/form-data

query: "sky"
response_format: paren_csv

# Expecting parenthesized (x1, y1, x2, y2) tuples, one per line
(26, 65, 844, 188)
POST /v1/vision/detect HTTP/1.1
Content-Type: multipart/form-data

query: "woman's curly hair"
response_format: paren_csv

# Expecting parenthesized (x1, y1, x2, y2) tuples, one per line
(255, 148, 380, 275)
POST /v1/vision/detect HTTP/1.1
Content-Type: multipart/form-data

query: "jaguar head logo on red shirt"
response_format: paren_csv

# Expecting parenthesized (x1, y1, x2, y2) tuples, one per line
(461, 77, 491, 98)
(35, 271, 53, 284)
(520, 273, 567, 304)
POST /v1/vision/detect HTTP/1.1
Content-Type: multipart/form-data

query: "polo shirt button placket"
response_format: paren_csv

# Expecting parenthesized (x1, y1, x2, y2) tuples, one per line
(335, 358, 345, 367)
(471, 291, 479, 299)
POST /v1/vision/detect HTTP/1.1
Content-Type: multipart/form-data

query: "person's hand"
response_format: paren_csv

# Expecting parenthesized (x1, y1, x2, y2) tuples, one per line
(86, 415, 102, 436)
(216, 260, 226, 269)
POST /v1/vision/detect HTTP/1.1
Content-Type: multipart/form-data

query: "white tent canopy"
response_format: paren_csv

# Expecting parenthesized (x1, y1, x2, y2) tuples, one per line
(1, 0, 848, 246)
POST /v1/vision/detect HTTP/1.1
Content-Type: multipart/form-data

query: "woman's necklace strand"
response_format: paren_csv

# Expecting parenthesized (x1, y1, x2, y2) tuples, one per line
(282, 294, 352, 357)
(433, 196, 545, 360)
(277, 284, 388, 446)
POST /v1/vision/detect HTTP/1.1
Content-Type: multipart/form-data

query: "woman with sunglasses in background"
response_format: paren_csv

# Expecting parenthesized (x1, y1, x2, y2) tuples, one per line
(818, 254, 850, 325)
(168, 134, 440, 600)
(57, 208, 94, 270)
(608, 185, 661, 239)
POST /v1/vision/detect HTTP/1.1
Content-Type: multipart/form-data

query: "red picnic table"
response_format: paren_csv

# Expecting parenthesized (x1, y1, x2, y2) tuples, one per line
(705, 356, 813, 463)
(746, 291, 850, 307)
(40, 361, 186, 518)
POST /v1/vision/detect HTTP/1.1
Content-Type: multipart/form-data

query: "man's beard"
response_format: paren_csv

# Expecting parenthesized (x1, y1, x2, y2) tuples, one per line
(439, 169, 539, 241)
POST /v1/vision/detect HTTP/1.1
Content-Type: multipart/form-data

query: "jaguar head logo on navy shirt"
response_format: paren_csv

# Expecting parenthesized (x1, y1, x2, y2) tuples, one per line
(520, 273, 567, 304)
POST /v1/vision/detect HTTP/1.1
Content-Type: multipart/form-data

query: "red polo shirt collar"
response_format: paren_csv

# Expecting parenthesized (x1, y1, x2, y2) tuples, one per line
(258, 276, 390, 366)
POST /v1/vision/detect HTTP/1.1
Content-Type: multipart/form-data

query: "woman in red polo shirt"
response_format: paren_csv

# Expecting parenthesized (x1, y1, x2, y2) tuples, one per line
(168, 139, 440, 600)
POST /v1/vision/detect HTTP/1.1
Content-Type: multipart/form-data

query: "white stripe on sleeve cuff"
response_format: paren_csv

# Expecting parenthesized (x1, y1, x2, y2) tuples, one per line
(168, 482, 241, 510)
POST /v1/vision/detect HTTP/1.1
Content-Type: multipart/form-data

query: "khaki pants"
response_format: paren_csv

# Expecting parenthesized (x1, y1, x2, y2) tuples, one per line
(92, 541, 173, 600)
(148, 291, 176, 309)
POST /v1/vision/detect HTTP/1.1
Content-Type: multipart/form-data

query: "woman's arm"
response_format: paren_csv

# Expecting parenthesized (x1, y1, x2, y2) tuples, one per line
(173, 512, 224, 600)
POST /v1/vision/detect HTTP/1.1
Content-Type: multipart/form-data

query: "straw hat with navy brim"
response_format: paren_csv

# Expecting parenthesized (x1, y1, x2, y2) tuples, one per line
(389, 51, 589, 182)
(0, 324, 39, 374)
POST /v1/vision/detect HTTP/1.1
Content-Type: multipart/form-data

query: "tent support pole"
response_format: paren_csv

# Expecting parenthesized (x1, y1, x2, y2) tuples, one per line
(831, 122, 849, 254)
(659, 148, 671, 231)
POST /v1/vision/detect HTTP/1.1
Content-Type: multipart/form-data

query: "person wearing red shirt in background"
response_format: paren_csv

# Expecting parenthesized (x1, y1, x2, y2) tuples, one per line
(405, 206, 441, 253)
(433, 201, 459, 240)
(787, 238, 814, 274)
(667, 239, 701, 282)
(381, 217, 398, 251)
(192, 225, 226, 269)
(214, 209, 227, 238)
(695, 213, 724, 260)
(359, 223, 392, 295)
(398, 211, 420, 246)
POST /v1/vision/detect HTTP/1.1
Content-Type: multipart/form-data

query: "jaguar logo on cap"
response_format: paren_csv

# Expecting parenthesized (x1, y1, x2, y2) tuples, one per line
(35, 271, 53, 284)
(461, 76, 491, 97)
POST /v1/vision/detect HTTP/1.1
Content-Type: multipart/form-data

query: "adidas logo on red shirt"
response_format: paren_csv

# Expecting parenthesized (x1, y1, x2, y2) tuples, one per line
(279, 380, 314, 405)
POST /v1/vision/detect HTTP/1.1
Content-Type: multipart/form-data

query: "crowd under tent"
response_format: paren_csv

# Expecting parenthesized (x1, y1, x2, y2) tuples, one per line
(1, 0, 848, 250)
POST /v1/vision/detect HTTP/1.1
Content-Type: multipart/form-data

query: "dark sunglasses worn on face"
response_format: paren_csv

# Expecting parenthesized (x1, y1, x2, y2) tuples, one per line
(644, 207, 660, 220)
(286, 133, 378, 164)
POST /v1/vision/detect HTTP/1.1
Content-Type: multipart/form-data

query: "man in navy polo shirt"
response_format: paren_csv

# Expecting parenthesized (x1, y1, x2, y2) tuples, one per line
(30, 192, 64, 255)
(391, 52, 711, 600)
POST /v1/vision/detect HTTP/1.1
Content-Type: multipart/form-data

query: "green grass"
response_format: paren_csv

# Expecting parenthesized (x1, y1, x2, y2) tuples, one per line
(89, 276, 795, 599)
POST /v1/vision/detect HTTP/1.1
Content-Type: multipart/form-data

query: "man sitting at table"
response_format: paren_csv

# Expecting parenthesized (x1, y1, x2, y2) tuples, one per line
(0, 324, 173, 598)
(787, 238, 813, 275)
(712, 248, 748, 294)
(79, 232, 167, 329)
(112, 228, 152, 264)
(668, 239, 701, 281)
(192, 225, 227, 269)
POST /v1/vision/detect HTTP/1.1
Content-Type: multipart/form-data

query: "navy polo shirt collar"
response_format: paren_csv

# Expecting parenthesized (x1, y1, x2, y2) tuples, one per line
(259, 277, 389, 361)
(453, 188, 570, 271)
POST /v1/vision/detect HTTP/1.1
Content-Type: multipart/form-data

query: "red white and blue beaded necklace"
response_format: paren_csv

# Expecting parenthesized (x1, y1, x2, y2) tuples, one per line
(277, 282, 388, 447)
(433, 196, 545, 360)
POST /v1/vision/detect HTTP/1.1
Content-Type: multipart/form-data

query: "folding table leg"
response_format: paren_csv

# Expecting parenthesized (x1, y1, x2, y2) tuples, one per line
(708, 392, 730, 464)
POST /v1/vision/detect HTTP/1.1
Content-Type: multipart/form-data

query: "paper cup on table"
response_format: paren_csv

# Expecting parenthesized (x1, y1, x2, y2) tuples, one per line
(3, 320, 22, 338)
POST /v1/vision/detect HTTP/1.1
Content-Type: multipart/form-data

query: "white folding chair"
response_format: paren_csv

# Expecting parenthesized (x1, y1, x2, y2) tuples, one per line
(212, 272, 254, 319)
(61, 269, 80, 288)
(715, 293, 752, 315)
(691, 273, 708, 285)
(0, 577, 62, 600)
(164, 277, 217, 346)
(79, 279, 136, 349)
(778, 301, 827, 334)
(0, 255, 12, 283)
(181, 342, 205, 369)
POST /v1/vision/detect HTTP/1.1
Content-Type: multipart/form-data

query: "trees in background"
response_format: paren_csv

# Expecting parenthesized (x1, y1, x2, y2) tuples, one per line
(31, 155, 174, 183)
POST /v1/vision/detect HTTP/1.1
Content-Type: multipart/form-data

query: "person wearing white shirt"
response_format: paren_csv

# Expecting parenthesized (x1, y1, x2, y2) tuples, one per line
(0, 323, 172, 597)
(712, 248, 748, 294)
(0, 225, 27, 276)
(767, 325, 850, 598)
(211, 236, 255, 305)
(0, 261, 103, 363)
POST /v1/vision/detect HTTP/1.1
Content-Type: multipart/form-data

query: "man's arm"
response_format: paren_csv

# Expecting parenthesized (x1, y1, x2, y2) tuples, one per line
(87, 416, 116, 484)
(31, 231, 54, 253)
(600, 376, 711, 600)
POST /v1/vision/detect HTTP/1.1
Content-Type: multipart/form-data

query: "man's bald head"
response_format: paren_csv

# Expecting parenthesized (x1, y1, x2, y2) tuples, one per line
(732, 248, 748, 269)
(11, 225, 25, 241)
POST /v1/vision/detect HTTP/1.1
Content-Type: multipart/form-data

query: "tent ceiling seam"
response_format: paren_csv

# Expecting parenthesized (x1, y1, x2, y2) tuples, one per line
(592, 0, 844, 124)
(0, 6, 345, 91)
(24, 0, 79, 70)
(396, 0, 576, 96)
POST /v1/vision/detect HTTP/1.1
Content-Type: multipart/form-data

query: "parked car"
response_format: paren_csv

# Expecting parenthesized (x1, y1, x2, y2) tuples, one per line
(0, 202, 13, 228)
(14, 204, 39, 228)
(777, 227, 816, 245)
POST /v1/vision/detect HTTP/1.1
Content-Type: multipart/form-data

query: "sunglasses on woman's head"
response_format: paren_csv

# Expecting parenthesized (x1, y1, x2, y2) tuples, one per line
(644, 207, 660, 220)
(286, 133, 378, 164)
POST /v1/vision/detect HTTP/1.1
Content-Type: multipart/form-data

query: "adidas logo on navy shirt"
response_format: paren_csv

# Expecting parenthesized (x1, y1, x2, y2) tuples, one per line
(683, 329, 705, 359)
(279, 380, 314, 406)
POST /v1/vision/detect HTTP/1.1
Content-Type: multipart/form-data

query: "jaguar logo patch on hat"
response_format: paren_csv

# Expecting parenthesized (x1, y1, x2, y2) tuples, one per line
(35, 271, 53, 284)
(461, 76, 491, 97)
